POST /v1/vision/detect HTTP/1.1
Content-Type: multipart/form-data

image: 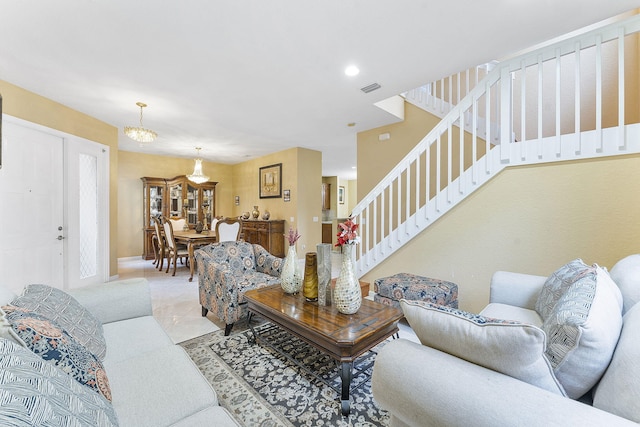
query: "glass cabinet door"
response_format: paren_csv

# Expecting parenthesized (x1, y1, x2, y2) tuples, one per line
(186, 184, 199, 226)
(202, 188, 214, 229)
(148, 185, 163, 226)
(169, 183, 183, 218)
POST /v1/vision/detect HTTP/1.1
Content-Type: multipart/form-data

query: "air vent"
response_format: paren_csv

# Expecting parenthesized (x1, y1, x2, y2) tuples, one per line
(360, 83, 381, 93)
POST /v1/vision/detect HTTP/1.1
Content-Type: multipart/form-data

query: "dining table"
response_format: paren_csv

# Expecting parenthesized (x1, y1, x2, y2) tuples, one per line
(173, 230, 217, 281)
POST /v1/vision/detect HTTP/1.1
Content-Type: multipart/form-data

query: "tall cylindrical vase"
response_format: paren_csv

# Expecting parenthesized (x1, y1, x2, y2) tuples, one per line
(303, 252, 318, 302)
(281, 245, 301, 294)
(333, 244, 362, 314)
(316, 244, 332, 306)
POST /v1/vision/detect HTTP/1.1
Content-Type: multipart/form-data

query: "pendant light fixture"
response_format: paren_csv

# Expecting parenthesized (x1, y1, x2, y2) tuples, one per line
(187, 147, 210, 184)
(124, 102, 157, 143)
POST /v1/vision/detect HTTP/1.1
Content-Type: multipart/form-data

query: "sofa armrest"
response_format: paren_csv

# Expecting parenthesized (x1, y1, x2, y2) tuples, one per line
(489, 271, 547, 310)
(67, 278, 153, 325)
(252, 244, 283, 277)
(372, 339, 635, 427)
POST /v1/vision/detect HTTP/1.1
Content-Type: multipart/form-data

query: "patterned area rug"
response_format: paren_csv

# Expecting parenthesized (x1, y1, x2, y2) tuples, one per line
(180, 323, 390, 427)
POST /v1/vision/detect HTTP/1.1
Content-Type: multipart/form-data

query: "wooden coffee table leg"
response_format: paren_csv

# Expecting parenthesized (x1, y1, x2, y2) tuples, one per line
(340, 361, 353, 416)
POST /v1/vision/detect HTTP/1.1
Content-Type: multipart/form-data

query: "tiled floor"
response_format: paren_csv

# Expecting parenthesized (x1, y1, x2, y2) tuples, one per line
(117, 253, 418, 344)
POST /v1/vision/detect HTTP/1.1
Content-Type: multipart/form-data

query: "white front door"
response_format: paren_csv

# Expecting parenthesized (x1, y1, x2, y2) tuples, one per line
(0, 117, 65, 294)
(0, 115, 109, 294)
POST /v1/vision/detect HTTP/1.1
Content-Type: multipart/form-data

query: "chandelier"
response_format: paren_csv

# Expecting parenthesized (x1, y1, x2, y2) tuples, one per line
(187, 147, 210, 184)
(124, 102, 157, 143)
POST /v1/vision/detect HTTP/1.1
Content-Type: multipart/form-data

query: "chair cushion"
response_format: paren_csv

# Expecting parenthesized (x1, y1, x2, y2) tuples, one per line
(401, 300, 565, 395)
(10, 284, 106, 360)
(609, 254, 640, 315)
(2, 306, 112, 402)
(480, 303, 543, 327)
(0, 338, 118, 427)
(535, 259, 623, 399)
(593, 302, 640, 422)
(236, 271, 282, 304)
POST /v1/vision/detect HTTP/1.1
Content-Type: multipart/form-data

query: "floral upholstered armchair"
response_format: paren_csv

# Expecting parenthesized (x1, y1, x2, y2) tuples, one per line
(194, 241, 283, 336)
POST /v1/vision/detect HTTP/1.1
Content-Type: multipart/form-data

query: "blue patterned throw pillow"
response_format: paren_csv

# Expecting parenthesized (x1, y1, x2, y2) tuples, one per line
(535, 260, 623, 399)
(11, 284, 107, 360)
(3, 305, 112, 402)
(0, 338, 118, 426)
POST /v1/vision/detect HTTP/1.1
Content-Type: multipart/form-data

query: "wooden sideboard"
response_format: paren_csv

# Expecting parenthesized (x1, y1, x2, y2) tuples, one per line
(241, 219, 285, 258)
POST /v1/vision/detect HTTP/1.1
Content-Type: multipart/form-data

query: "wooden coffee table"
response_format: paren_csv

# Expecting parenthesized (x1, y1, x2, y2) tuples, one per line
(244, 284, 403, 416)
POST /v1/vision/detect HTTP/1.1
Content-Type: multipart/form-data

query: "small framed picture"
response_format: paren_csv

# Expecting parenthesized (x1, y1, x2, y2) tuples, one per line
(259, 163, 282, 198)
(283, 189, 291, 202)
(234, 196, 240, 206)
(338, 186, 345, 204)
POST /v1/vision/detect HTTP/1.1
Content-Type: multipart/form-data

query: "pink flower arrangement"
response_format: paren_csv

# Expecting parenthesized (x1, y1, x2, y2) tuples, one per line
(336, 218, 359, 247)
(286, 227, 301, 246)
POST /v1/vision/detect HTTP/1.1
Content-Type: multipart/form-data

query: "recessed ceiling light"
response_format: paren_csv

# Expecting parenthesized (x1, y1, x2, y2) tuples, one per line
(345, 65, 360, 76)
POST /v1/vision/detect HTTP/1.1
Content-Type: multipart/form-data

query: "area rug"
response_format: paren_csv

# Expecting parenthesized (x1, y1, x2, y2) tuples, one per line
(180, 323, 390, 427)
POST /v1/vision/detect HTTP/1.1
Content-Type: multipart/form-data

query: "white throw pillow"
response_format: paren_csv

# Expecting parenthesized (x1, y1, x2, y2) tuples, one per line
(400, 300, 565, 395)
(536, 260, 623, 399)
(609, 254, 640, 315)
(593, 302, 640, 422)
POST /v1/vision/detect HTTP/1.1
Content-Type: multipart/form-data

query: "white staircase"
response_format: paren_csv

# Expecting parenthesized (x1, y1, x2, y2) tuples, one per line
(352, 14, 640, 278)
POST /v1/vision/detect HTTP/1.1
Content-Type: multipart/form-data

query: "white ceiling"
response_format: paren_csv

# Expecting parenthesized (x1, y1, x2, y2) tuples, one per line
(1, 1, 639, 180)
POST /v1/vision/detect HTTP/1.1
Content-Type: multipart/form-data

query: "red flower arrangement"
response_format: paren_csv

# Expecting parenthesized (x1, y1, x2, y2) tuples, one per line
(336, 218, 359, 247)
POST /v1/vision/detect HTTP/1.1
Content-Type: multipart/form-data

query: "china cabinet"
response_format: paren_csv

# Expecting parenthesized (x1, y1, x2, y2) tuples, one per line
(141, 176, 217, 259)
(241, 219, 285, 258)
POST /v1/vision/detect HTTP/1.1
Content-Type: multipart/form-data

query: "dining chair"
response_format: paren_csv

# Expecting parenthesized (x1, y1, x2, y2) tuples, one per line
(162, 216, 189, 276)
(170, 217, 187, 231)
(215, 218, 243, 242)
(151, 216, 166, 271)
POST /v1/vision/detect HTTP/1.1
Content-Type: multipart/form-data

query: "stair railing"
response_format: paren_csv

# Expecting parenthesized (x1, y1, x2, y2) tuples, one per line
(352, 14, 640, 278)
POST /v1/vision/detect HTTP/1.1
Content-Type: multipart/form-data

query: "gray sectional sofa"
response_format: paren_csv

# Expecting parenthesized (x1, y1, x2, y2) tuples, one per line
(0, 277, 239, 427)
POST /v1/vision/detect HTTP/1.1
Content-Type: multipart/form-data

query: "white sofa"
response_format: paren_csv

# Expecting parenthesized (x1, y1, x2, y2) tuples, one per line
(0, 278, 240, 427)
(372, 256, 640, 426)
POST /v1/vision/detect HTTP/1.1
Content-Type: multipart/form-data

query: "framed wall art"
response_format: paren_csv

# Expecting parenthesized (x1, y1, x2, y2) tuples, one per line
(259, 163, 282, 198)
(283, 189, 291, 202)
(338, 186, 345, 204)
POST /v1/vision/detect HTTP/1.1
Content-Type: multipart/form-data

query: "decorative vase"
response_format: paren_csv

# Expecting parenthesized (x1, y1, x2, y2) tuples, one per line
(195, 221, 204, 234)
(303, 252, 318, 302)
(281, 245, 301, 294)
(333, 244, 362, 314)
(262, 210, 271, 220)
(252, 206, 260, 219)
(316, 243, 332, 306)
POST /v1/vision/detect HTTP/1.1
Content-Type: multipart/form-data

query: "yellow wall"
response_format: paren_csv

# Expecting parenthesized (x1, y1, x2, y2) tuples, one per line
(118, 147, 323, 258)
(0, 80, 120, 276)
(356, 101, 640, 313)
(231, 147, 322, 254)
(361, 155, 640, 313)
(117, 151, 234, 257)
(357, 103, 440, 199)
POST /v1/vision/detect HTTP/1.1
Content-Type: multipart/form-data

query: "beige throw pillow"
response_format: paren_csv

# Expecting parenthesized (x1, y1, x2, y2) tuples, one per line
(401, 300, 565, 395)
